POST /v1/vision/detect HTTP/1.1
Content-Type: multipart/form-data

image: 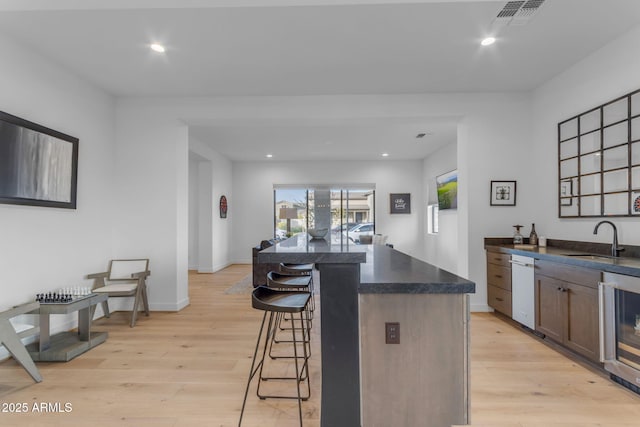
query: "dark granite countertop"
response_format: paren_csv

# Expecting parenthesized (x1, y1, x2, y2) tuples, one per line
(258, 234, 476, 294)
(485, 238, 640, 278)
(257, 234, 367, 264)
(359, 245, 476, 294)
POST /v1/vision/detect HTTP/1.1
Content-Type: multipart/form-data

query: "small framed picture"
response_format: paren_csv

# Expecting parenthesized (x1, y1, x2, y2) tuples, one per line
(490, 181, 516, 206)
(560, 180, 573, 206)
(390, 193, 411, 214)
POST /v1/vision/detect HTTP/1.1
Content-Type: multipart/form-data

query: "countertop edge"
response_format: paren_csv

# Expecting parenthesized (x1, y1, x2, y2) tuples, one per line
(358, 282, 475, 294)
(485, 243, 640, 278)
(257, 251, 367, 264)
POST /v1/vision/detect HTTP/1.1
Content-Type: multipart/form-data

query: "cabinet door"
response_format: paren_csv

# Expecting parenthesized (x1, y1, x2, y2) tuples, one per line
(535, 275, 564, 343)
(564, 282, 600, 362)
(488, 284, 512, 317)
(487, 263, 511, 291)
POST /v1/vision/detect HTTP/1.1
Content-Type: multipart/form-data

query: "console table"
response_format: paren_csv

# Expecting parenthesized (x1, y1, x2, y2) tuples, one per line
(28, 293, 108, 362)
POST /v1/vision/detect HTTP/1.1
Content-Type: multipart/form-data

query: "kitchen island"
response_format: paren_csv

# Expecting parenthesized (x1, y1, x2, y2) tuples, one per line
(258, 235, 475, 427)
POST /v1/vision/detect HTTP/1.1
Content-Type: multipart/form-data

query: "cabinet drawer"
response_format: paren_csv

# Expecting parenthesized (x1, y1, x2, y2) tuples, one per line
(487, 252, 511, 267)
(535, 260, 601, 288)
(488, 285, 512, 317)
(487, 263, 512, 291)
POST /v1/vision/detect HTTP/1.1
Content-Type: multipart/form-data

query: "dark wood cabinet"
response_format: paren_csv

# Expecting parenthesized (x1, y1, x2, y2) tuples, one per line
(535, 275, 564, 342)
(535, 260, 601, 362)
(486, 250, 512, 316)
(564, 281, 599, 360)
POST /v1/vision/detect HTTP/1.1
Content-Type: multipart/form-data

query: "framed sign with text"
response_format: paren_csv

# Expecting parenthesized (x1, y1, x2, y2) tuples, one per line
(390, 193, 411, 214)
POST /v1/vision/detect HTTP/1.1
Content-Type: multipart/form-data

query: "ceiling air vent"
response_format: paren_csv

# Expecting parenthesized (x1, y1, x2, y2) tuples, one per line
(511, 0, 546, 25)
(496, 1, 524, 19)
(492, 0, 545, 27)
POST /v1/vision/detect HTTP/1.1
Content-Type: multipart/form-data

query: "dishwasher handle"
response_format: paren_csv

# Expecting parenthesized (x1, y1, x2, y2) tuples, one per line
(509, 260, 534, 268)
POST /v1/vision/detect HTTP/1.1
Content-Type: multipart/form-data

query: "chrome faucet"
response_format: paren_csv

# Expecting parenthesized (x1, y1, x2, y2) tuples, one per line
(593, 220, 624, 257)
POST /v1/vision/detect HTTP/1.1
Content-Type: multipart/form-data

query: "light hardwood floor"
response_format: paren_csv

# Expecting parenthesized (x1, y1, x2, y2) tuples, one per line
(0, 264, 639, 426)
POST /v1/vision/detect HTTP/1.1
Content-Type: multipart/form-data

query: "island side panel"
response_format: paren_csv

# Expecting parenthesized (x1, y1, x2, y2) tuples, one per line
(359, 293, 469, 427)
(318, 263, 361, 427)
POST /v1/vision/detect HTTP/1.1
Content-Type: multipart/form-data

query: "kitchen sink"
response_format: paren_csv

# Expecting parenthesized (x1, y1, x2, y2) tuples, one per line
(562, 253, 618, 261)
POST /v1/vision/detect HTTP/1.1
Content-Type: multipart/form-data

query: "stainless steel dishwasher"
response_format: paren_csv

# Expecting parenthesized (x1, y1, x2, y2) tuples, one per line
(510, 255, 535, 329)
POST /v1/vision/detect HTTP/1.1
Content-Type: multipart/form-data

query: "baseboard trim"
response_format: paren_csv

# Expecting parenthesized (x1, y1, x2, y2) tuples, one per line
(192, 261, 242, 274)
(211, 262, 232, 273)
(470, 303, 492, 313)
(149, 298, 190, 312)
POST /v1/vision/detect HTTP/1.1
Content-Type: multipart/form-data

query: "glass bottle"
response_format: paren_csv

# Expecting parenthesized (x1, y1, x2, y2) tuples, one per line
(513, 225, 524, 245)
(529, 223, 538, 246)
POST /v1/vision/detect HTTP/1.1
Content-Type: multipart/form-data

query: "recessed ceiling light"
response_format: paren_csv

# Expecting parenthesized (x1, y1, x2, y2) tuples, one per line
(150, 43, 166, 53)
(481, 37, 496, 46)
(266, 154, 273, 158)
(381, 153, 389, 157)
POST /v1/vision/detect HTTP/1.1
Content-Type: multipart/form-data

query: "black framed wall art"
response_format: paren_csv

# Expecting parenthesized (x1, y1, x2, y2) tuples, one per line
(490, 181, 516, 206)
(0, 111, 79, 209)
(390, 193, 411, 214)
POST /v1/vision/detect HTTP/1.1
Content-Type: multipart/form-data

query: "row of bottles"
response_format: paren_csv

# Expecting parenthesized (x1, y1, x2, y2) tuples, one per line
(513, 223, 538, 245)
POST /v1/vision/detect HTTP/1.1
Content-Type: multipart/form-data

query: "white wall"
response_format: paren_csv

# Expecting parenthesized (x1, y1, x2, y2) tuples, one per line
(423, 141, 458, 273)
(0, 33, 115, 343)
(188, 153, 200, 270)
(113, 105, 190, 311)
(231, 159, 424, 263)
(189, 138, 233, 273)
(531, 24, 640, 246)
(460, 98, 534, 311)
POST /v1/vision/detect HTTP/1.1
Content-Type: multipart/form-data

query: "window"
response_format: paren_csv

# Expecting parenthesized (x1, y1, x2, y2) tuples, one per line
(274, 188, 307, 238)
(274, 186, 375, 244)
(427, 203, 439, 234)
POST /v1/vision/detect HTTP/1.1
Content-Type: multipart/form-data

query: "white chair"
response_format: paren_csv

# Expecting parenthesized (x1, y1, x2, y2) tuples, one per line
(87, 259, 150, 328)
(0, 301, 42, 382)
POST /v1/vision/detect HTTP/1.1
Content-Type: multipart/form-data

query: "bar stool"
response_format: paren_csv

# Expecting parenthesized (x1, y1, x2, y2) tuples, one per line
(267, 271, 312, 288)
(239, 286, 312, 427)
(268, 271, 315, 319)
(266, 271, 314, 357)
(279, 263, 315, 310)
(280, 262, 314, 276)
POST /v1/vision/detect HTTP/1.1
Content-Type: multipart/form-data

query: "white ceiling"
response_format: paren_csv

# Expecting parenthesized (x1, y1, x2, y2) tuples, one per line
(189, 117, 459, 161)
(2, 0, 640, 161)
